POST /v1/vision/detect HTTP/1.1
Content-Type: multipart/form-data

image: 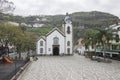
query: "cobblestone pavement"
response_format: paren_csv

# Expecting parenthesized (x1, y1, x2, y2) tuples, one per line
(20, 54, 120, 80)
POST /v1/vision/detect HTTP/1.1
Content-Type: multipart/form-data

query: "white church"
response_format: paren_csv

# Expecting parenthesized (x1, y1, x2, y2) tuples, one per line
(36, 13, 73, 55)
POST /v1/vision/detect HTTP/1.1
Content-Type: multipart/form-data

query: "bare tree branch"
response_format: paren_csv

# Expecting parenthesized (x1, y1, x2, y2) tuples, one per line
(0, 0, 15, 13)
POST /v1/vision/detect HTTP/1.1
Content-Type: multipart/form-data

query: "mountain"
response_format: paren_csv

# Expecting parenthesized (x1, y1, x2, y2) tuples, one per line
(71, 11, 119, 28)
(0, 11, 119, 44)
(1, 11, 119, 28)
(37, 11, 119, 28)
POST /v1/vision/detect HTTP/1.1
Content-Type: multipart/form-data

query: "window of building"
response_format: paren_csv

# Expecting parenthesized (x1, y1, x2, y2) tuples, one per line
(67, 48, 70, 54)
(49, 48, 51, 51)
(116, 34, 119, 42)
(67, 26, 70, 34)
(67, 41, 70, 46)
(53, 37, 59, 45)
(40, 48, 43, 53)
(40, 41, 43, 46)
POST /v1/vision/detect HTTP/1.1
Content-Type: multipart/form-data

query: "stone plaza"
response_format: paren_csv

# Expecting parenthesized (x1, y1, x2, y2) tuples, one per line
(19, 54, 120, 80)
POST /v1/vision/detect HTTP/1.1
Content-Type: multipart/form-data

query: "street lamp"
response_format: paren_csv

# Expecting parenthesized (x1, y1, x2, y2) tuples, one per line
(89, 37, 92, 51)
(102, 35, 107, 58)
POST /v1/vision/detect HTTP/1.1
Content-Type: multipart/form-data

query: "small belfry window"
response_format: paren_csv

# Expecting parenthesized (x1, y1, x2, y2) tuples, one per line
(53, 37, 59, 45)
(67, 41, 70, 46)
(67, 26, 70, 34)
(40, 41, 43, 46)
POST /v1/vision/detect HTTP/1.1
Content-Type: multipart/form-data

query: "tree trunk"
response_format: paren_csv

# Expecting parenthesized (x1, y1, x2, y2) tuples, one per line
(17, 46, 21, 60)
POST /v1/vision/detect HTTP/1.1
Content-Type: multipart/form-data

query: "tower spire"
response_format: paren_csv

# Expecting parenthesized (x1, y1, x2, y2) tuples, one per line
(64, 13, 71, 24)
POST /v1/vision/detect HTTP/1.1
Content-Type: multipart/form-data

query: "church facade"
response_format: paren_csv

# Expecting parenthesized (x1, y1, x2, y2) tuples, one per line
(36, 14, 73, 55)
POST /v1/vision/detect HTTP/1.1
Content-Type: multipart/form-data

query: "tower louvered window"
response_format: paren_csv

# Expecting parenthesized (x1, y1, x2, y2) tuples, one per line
(67, 26, 70, 34)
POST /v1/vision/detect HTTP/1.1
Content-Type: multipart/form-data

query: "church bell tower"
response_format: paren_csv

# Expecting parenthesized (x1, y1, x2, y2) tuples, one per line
(63, 13, 73, 54)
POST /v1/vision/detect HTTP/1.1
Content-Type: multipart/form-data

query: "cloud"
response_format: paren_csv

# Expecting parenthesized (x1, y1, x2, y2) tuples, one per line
(10, 0, 120, 17)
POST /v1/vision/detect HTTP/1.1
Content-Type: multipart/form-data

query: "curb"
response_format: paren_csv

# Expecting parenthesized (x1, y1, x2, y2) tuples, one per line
(10, 61, 32, 80)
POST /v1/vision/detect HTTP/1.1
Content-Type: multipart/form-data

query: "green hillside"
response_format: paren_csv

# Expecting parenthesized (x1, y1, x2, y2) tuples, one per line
(2, 11, 119, 28)
(71, 11, 119, 28)
(26, 27, 62, 36)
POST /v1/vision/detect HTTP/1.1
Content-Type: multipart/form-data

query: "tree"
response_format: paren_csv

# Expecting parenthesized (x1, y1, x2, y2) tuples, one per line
(0, 0, 15, 13)
(0, 22, 24, 56)
(0, 22, 37, 59)
(83, 28, 99, 50)
(84, 28, 113, 49)
(83, 28, 113, 59)
(0, 0, 15, 21)
(96, 28, 113, 49)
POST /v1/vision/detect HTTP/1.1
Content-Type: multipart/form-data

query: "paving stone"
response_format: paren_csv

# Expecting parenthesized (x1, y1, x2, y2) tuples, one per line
(20, 54, 120, 80)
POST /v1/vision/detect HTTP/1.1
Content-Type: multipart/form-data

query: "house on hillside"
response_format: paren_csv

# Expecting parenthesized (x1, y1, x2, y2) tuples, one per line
(36, 13, 73, 55)
(76, 38, 85, 55)
(32, 18, 45, 27)
(109, 22, 120, 49)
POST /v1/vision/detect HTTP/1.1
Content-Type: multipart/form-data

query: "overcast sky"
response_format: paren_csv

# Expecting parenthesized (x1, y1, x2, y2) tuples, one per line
(10, 0, 120, 17)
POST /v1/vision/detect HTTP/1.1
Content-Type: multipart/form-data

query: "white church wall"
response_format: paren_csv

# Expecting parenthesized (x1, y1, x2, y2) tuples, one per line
(46, 30, 65, 55)
(37, 38, 45, 55)
(36, 41, 39, 54)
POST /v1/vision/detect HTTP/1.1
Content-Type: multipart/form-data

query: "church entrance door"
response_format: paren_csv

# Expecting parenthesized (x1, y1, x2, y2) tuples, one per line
(53, 45, 59, 55)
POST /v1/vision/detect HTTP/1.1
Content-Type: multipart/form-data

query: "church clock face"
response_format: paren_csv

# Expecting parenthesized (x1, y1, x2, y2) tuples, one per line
(67, 20, 71, 24)
(65, 16, 71, 24)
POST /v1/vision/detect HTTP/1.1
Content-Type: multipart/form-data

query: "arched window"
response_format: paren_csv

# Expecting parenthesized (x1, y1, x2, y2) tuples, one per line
(53, 37, 59, 45)
(116, 34, 119, 42)
(67, 26, 70, 34)
(40, 48, 43, 53)
(67, 41, 70, 46)
(67, 48, 70, 54)
(40, 41, 43, 46)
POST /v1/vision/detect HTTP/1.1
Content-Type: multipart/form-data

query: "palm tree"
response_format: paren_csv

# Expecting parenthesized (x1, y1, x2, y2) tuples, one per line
(83, 28, 113, 59)
(83, 28, 100, 58)
(96, 28, 113, 49)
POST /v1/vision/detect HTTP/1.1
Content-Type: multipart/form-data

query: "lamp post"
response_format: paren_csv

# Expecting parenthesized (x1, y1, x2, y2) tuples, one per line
(87, 37, 92, 59)
(89, 38, 92, 51)
(14, 47, 17, 76)
(102, 35, 107, 58)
